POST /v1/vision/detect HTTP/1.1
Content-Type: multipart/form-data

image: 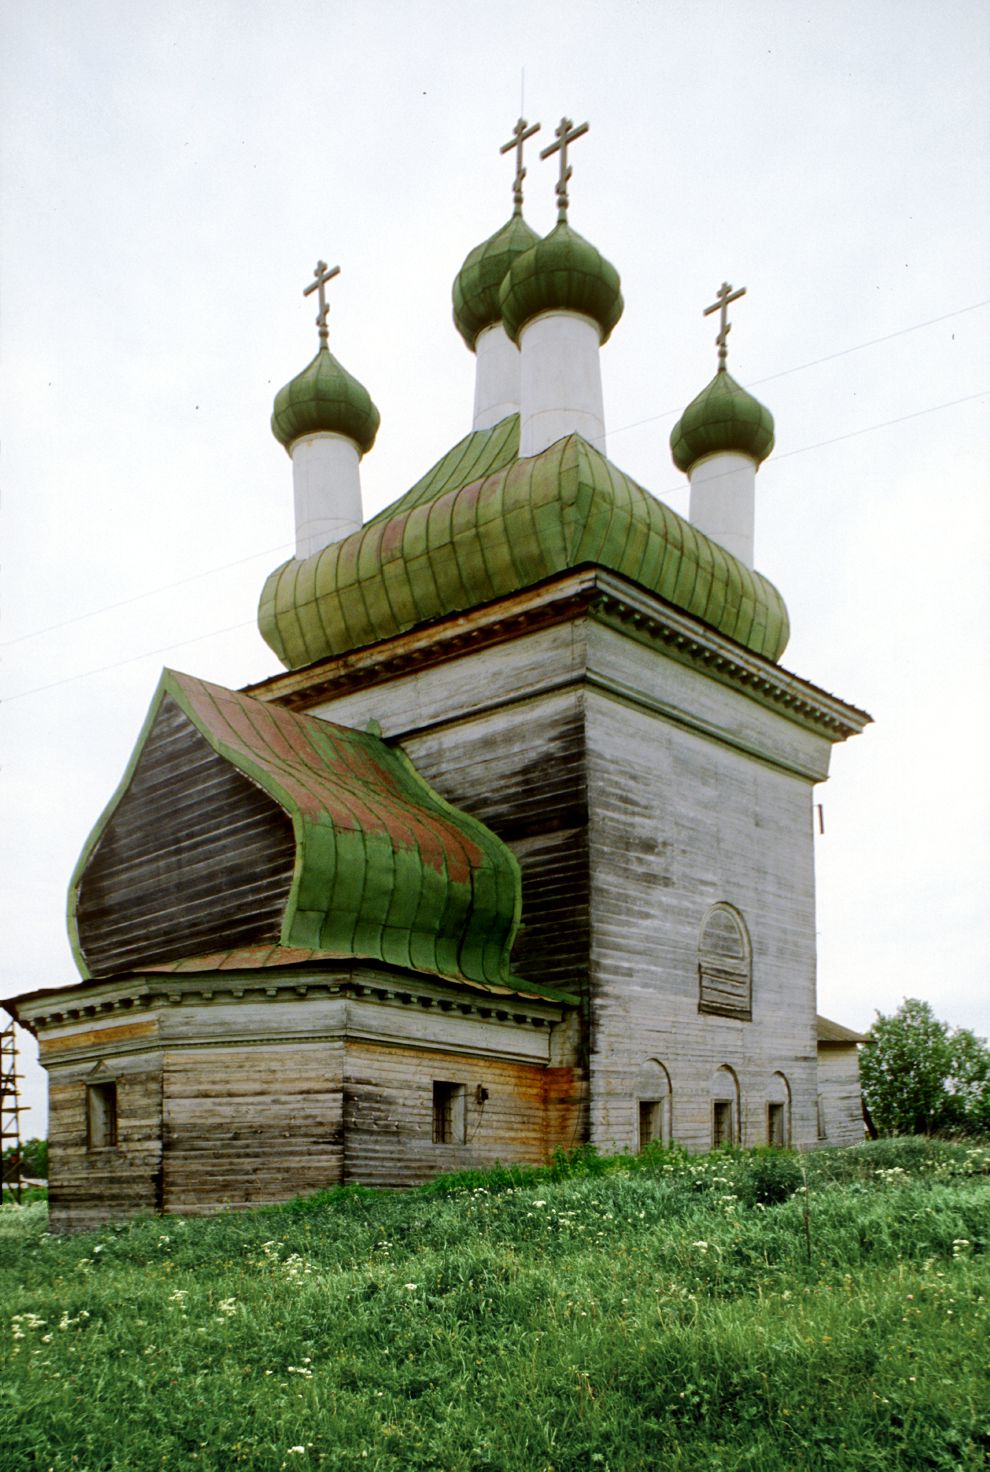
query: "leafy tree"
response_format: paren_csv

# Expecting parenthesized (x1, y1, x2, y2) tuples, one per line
(2, 1138, 47, 1179)
(860, 998, 990, 1137)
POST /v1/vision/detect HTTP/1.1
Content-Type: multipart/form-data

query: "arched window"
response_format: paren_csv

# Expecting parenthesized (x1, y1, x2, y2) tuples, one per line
(636, 1059, 672, 1150)
(698, 904, 752, 1020)
(710, 1065, 740, 1148)
(767, 1072, 791, 1147)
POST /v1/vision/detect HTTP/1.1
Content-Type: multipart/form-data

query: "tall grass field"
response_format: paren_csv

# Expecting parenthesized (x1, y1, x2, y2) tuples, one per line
(2, 1139, 988, 1470)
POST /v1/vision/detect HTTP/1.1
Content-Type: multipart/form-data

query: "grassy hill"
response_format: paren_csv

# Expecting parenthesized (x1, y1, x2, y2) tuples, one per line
(1, 1140, 988, 1471)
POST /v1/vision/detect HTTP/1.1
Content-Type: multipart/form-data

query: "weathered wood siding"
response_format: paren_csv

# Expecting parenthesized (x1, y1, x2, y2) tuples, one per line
(75, 695, 296, 976)
(39, 1012, 163, 1233)
(162, 1038, 345, 1215)
(583, 621, 825, 1152)
(308, 625, 593, 1029)
(817, 1045, 867, 1147)
(343, 1041, 581, 1187)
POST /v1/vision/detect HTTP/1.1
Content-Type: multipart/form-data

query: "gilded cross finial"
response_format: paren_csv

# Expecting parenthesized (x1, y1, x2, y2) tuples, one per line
(500, 118, 541, 215)
(303, 260, 341, 345)
(703, 281, 747, 369)
(540, 116, 590, 223)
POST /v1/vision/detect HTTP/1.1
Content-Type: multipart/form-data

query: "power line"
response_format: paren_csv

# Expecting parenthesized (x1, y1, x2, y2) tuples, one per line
(4, 300, 987, 651)
(607, 297, 990, 442)
(770, 391, 988, 463)
(747, 300, 990, 390)
(0, 542, 292, 649)
(1, 620, 256, 705)
(2, 385, 986, 709)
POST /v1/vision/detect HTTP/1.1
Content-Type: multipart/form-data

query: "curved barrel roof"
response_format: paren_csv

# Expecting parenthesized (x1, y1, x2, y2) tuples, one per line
(69, 670, 522, 990)
(259, 420, 790, 669)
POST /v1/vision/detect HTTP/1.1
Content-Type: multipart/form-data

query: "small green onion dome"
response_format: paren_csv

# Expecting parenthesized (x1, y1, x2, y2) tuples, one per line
(271, 346, 380, 456)
(452, 214, 541, 350)
(498, 220, 624, 346)
(670, 368, 775, 473)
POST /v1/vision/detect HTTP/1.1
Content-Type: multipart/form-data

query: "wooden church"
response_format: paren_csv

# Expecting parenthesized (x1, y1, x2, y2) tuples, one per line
(10, 119, 871, 1231)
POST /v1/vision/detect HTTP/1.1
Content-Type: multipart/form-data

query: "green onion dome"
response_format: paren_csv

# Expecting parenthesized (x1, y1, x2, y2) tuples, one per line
(498, 220, 624, 346)
(452, 214, 541, 350)
(670, 368, 775, 473)
(271, 346, 380, 456)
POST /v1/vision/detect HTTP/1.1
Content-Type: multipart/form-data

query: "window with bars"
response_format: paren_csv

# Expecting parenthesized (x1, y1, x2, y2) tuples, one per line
(432, 1081, 466, 1145)
(713, 1099, 735, 1148)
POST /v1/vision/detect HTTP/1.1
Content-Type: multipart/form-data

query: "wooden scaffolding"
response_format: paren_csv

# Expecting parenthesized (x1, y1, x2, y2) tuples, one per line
(1, 1016, 27, 1203)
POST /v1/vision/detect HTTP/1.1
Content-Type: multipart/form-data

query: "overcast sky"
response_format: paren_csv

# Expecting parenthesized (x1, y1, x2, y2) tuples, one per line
(2, 0, 988, 1136)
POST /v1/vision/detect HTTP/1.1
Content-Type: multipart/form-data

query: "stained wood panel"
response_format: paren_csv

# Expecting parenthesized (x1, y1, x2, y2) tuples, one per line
(342, 1041, 581, 1188)
(46, 1062, 163, 1234)
(161, 1042, 345, 1214)
(76, 696, 295, 976)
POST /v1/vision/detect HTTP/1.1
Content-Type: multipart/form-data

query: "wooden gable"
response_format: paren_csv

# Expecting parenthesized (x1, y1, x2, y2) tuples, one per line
(73, 693, 296, 977)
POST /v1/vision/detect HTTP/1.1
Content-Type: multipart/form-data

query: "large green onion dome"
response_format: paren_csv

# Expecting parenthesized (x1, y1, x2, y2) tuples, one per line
(498, 220, 623, 346)
(670, 368, 775, 473)
(271, 345, 380, 456)
(452, 214, 540, 350)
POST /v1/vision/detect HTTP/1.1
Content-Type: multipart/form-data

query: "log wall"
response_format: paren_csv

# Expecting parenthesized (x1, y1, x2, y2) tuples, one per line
(309, 625, 593, 1018)
(583, 622, 824, 1152)
(39, 1011, 163, 1233)
(162, 1039, 345, 1215)
(343, 1040, 581, 1188)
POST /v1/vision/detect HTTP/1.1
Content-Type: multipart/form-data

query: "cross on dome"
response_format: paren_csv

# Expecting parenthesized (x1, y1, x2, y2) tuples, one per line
(500, 117, 541, 216)
(704, 281, 747, 369)
(540, 116, 590, 222)
(304, 260, 341, 345)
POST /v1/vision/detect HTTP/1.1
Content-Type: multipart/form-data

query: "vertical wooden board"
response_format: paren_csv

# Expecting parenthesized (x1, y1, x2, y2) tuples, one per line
(817, 1048, 867, 1147)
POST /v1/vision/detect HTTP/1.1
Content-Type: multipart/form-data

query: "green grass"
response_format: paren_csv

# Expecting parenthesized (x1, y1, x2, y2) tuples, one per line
(1, 1140, 988, 1471)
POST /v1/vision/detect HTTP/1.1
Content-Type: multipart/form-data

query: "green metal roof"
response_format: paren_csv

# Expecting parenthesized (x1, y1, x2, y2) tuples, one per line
(452, 213, 541, 350)
(499, 221, 623, 345)
(271, 345, 380, 455)
(670, 368, 775, 472)
(259, 422, 789, 669)
(68, 670, 522, 989)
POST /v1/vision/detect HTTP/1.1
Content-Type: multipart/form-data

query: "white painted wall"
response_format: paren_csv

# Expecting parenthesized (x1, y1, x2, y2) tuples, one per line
(688, 452, 756, 569)
(473, 323, 521, 430)
(291, 432, 364, 560)
(518, 311, 606, 457)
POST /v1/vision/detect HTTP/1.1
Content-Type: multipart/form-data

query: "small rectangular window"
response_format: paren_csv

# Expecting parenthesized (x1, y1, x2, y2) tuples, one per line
(768, 1101, 787, 1148)
(816, 1094, 828, 1140)
(87, 1081, 118, 1150)
(713, 1099, 734, 1148)
(432, 1081, 466, 1145)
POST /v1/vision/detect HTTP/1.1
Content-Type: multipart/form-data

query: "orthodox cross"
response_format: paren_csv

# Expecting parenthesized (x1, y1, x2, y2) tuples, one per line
(703, 281, 747, 368)
(303, 259, 341, 345)
(540, 116, 590, 222)
(500, 117, 541, 215)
